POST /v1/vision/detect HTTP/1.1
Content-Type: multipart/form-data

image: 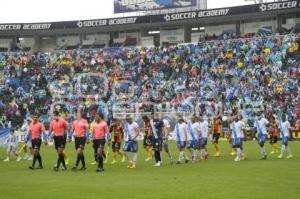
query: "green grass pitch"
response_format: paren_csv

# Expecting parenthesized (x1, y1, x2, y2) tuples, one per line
(0, 140, 299, 199)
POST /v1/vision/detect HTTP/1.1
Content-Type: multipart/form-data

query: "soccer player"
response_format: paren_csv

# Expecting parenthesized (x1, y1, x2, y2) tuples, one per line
(175, 117, 189, 164)
(278, 115, 293, 159)
(110, 118, 125, 164)
(238, 116, 247, 160)
(142, 115, 154, 162)
(162, 116, 173, 164)
(28, 114, 46, 169)
(150, 113, 164, 167)
(187, 116, 200, 161)
(70, 112, 89, 171)
(254, 113, 269, 160)
(226, 114, 237, 156)
(228, 135, 237, 156)
(199, 116, 209, 161)
(269, 116, 279, 154)
(123, 116, 140, 169)
(89, 119, 98, 165)
(211, 115, 222, 157)
(3, 129, 21, 162)
(50, 111, 69, 171)
(20, 119, 33, 160)
(90, 112, 110, 172)
(230, 116, 246, 162)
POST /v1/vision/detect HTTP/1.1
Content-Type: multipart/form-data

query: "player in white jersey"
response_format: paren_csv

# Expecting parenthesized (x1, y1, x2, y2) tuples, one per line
(199, 116, 209, 160)
(175, 118, 189, 164)
(238, 118, 247, 160)
(123, 116, 140, 169)
(278, 115, 293, 159)
(3, 129, 21, 162)
(187, 116, 200, 161)
(230, 117, 246, 162)
(20, 119, 33, 160)
(254, 114, 269, 160)
(162, 117, 173, 164)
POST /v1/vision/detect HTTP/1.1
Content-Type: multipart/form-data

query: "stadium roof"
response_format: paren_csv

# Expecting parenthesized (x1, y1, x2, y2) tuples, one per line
(0, 0, 253, 23)
(0, 0, 299, 36)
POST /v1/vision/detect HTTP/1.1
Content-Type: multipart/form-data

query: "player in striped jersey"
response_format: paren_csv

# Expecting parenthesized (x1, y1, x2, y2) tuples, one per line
(162, 117, 173, 164)
(269, 116, 279, 154)
(199, 116, 209, 160)
(3, 129, 21, 162)
(123, 116, 140, 169)
(150, 113, 164, 167)
(20, 118, 33, 160)
(278, 114, 293, 159)
(110, 118, 125, 164)
(230, 116, 246, 162)
(175, 118, 189, 164)
(254, 113, 269, 160)
(142, 115, 154, 162)
(187, 116, 200, 162)
(211, 115, 222, 157)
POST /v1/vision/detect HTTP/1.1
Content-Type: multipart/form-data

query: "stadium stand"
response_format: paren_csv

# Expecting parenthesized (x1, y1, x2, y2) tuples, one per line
(0, 1, 299, 139)
(0, 34, 299, 133)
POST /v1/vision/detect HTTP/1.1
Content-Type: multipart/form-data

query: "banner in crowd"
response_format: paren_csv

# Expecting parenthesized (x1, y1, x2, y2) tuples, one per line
(114, 0, 197, 14)
(0, 128, 10, 147)
(0, 0, 299, 31)
(0, 128, 27, 147)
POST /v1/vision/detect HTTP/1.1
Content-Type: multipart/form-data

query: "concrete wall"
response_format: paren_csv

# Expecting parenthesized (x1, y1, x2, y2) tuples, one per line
(204, 24, 236, 36)
(241, 19, 277, 34)
(160, 28, 184, 45)
(57, 35, 80, 47)
(0, 38, 12, 48)
(140, 36, 154, 46)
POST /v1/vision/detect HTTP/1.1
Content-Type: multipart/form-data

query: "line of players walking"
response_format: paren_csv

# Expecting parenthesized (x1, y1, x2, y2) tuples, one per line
(3, 110, 294, 172)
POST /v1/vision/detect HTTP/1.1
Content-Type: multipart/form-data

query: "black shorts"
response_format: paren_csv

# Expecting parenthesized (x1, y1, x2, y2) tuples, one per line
(93, 139, 106, 150)
(63, 134, 67, 146)
(153, 138, 163, 151)
(112, 141, 122, 152)
(54, 136, 66, 150)
(212, 133, 220, 144)
(143, 136, 153, 147)
(31, 139, 42, 150)
(270, 135, 278, 144)
(75, 137, 86, 150)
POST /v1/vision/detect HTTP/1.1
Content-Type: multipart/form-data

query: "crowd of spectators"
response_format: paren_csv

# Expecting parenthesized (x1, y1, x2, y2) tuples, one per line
(0, 34, 299, 131)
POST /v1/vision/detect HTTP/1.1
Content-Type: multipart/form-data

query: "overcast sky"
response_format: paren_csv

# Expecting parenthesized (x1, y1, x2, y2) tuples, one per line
(0, 0, 267, 23)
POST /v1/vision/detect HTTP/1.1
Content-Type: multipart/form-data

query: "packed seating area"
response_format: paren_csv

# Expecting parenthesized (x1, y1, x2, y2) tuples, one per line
(0, 34, 299, 129)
